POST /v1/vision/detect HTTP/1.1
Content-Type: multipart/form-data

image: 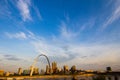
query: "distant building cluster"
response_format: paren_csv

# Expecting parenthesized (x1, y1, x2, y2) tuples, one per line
(45, 61, 78, 75)
(0, 63, 120, 80)
(0, 61, 118, 77)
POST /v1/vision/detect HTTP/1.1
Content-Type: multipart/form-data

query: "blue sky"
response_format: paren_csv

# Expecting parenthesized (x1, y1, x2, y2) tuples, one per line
(0, 0, 120, 72)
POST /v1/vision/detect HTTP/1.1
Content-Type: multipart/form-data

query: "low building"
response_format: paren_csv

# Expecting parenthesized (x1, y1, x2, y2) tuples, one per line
(33, 67, 39, 75)
(86, 70, 94, 72)
(63, 65, 70, 74)
(5, 72, 10, 76)
(0, 70, 4, 76)
(63, 65, 69, 71)
(23, 70, 30, 75)
(40, 69, 45, 74)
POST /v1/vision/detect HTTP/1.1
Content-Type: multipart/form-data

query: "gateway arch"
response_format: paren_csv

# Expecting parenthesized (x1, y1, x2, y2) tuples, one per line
(30, 54, 51, 76)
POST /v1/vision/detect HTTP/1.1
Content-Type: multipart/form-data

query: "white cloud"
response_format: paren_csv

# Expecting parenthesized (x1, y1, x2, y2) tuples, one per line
(4, 30, 120, 71)
(31, 39, 69, 58)
(0, 0, 13, 19)
(58, 44, 120, 70)
(102, 0, 120, 29)
(5, 30, 37, 40)
(58, 17, 95, 41)
(17, 0, 32, 21)
(28, 30, 120, 64)
(31, 35, 120, 70)
(16, 0, 42, 21)
(5, 32, 27, 40)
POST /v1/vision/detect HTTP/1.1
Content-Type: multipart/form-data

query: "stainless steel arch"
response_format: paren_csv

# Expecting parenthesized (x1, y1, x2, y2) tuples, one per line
(30, 54, 51, 76)
(37, 54, 51, 68)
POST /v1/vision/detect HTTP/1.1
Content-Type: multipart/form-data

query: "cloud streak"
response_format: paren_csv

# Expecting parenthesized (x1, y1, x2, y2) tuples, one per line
(5, 32, 27, 40)
(102, 0, 120, 29)
(16, 0, 42, 21)
(17, 0, 32, 21)
(33, 6, 42, 20)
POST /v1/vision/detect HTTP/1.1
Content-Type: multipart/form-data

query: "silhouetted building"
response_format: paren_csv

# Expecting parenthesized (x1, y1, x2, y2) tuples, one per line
(18, 68, 22, 75)
(106, 67, 112, 72)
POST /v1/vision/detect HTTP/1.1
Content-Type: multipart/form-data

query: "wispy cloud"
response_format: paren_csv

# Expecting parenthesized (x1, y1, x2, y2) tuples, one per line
(5, 32, 27, 40)
(33, 6, 42, 20)
(17, 0, 32, 21)
(5, 30, 39, 40)
(80, 18, 95, 31)
(16, 0, 42, 21)
(32, 35, 120, 70)
(0, 0, 42, 22)
(0, 0, 12, 19)
(28, 30, 120, 68)
(4, 29, 120, 70)
(57, 15, 96, 42)
(102, 0, 120, 29)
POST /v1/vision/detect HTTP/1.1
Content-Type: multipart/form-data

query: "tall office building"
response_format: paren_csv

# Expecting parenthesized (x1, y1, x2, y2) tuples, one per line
(18, 68, 22, 75)
(52, 61, 57, 73)
(46, 65, 49, 74)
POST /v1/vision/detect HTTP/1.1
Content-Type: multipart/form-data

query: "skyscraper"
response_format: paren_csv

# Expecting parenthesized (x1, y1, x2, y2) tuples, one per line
(46, 65, 49, 74)
(18, 68, 22, 75)
(52, 61, 57, 73)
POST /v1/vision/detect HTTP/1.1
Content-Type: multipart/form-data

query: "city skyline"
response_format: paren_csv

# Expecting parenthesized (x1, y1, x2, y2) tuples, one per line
(0, 0, 120, 72)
